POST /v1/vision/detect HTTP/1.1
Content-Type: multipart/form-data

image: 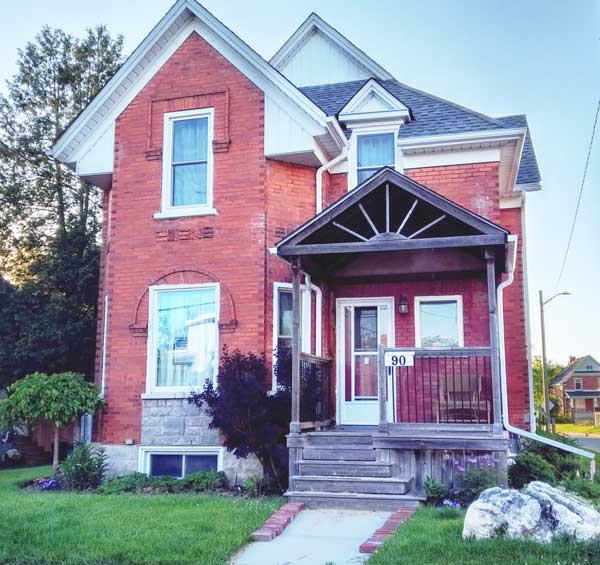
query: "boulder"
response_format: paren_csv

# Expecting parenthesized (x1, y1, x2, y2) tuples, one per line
(463, 482, 600, 543)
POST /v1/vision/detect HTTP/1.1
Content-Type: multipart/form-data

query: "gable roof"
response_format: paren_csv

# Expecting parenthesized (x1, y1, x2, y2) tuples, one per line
(270, 12, 393, 85)
(300, 78, 541, 187)
(278, 167, 508, 257)
(52, 0, 327, 164)
(551, 355, 600, 386)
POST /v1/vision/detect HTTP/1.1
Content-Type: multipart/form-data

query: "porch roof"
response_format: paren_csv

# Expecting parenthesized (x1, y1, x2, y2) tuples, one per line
(565, 390, 600, 399)
(277, 168, 508, 277)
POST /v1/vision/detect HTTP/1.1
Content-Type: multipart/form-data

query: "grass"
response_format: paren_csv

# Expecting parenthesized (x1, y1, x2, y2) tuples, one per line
(0, 466, 282, 565)
(369, 506, 600, 565)
(556, 422, 600, 436)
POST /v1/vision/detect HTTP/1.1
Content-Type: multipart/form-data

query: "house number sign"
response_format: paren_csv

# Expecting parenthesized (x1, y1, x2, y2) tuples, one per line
(384, 350, 415, 367)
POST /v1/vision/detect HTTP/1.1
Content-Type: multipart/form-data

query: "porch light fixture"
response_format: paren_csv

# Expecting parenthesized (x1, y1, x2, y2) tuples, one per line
(398, 296, 409, 315)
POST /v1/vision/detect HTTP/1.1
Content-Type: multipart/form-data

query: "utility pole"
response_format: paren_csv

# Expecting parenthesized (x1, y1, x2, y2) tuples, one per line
(539, 290, 570, 433)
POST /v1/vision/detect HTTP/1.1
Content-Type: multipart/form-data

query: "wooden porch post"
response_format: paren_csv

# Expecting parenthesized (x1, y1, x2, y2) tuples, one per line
(485, 249, 503, 427)
(378, 345, 388, 433)
(290, 258, 302, 434)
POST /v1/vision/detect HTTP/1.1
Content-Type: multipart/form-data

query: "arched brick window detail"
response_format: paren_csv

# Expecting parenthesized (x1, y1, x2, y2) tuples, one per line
(129, 268, 237, 336)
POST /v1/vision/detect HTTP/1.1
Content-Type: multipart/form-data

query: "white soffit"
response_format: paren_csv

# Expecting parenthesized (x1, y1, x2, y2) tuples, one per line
(270, 13, 393, 87)
(51, 0, 327, 169)
(403, 147, 501, 169)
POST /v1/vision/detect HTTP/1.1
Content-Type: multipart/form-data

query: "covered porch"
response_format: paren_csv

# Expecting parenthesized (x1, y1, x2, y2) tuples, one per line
(276, 168, 511, 505)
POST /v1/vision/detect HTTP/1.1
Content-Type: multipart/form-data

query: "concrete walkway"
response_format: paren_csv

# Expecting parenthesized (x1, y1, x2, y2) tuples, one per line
(232, 509, 391, 565)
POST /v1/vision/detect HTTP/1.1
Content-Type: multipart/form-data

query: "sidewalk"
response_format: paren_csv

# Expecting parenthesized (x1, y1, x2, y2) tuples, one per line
(232, 508, 390, 565)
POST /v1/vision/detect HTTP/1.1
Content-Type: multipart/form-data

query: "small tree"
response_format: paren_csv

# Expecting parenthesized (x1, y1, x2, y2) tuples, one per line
(189, 349, 290, 492)
(0, 372, 102, 473)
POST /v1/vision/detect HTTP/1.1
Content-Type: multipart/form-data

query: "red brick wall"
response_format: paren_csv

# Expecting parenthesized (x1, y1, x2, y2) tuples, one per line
(97, 33, 266, 443)
(564, 376, 600, 390)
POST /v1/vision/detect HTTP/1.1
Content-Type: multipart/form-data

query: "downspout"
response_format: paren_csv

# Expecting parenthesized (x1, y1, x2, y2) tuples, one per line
(316, 117, 349, 214)
(497, 235, 595, 470)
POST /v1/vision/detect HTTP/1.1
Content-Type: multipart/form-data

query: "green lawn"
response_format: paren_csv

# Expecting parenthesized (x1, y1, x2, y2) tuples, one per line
(369, 507, 600, 565)
(0, 466, 282, 565)
(556, 423, 600, 436)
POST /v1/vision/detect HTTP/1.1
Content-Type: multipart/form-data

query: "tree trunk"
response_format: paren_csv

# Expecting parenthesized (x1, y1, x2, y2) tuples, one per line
(52, 425, 60, 475)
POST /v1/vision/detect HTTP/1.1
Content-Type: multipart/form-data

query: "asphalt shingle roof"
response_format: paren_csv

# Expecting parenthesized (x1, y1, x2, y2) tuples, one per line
(299, 79, 541, 185)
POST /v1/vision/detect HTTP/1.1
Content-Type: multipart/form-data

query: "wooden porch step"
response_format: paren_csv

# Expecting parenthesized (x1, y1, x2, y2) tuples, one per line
(290, 475, 412, 495)
(304, 431, 374, 446)
(285, 490, 425, 511)
(302, 446, 376, 461)
(298, 460, 393, 478)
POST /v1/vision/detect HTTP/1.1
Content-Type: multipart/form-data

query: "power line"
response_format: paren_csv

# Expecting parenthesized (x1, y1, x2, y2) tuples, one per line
(555, 98, 600, 287)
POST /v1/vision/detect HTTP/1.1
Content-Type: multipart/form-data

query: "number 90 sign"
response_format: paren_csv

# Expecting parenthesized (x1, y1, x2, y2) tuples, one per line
(384, 351, 415, 367)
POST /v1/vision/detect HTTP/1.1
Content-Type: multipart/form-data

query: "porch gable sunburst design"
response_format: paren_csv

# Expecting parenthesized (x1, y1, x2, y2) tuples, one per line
(277, 167, 508, 260)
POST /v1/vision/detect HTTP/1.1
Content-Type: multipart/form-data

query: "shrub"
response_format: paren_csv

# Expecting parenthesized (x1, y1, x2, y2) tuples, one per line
(424, 476, 450, 506)
(184, 471, 227, 492)
(244, 475, 279, 497)
(59, 442, 106, 490)
(508, 452, 556, 489)
(96, 471, 228, 495)
(460, 467, 497, 503)
(562, 477, 600, 505)
(189, 348, 290, 492)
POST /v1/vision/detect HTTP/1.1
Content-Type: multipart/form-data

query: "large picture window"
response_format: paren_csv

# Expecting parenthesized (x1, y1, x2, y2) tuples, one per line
(415, 296, 464, 348)
(146, 284, 219, 394)
(356, 133, 395, 184)
(156, 108, 215, 219)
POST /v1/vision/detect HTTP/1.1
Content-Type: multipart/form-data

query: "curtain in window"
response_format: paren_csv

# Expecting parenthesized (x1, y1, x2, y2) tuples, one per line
(357, 133, 395, 184)
(171, 117, 208, 206)
(155, 288, 217, 387)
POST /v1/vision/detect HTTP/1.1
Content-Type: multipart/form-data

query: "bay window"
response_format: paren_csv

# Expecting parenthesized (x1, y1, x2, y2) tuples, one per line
(146, 283, 219, 395)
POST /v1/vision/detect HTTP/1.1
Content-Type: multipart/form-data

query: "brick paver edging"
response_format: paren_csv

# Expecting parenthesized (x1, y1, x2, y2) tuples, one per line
(251, 502, 305, 542)
(359, 507, 417, 554)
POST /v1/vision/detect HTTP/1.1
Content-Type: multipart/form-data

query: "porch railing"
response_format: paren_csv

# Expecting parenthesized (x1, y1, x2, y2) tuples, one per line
(382, 348, 494, 426)
(299, 353, 333, 430)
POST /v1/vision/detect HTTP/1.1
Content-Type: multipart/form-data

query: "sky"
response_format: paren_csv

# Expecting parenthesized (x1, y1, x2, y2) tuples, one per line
(0, 0, 598, 366)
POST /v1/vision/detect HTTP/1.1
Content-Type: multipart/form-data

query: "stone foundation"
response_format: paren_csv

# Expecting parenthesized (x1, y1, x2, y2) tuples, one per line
(97, 398, 263, 483)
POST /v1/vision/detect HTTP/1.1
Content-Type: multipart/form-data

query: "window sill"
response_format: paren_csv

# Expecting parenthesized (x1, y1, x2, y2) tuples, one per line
(141, 389, 199, 400)
(153, 207, 218, 220)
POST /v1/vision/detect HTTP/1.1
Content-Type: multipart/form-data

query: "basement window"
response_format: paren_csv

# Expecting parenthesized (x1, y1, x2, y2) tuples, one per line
(155, 108, 215, 219)
(140, 447, 223, 478)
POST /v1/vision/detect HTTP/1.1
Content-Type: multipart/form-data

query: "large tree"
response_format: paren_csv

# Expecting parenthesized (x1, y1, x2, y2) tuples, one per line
(0, 26, 124, 388)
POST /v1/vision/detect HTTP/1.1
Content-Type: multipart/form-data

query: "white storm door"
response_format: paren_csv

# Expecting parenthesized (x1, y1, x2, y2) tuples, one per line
(336, 298, 395, 425)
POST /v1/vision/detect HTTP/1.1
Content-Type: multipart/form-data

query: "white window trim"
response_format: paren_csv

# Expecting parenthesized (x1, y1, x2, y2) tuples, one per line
(347, 125, 404, 189)
(154, 107, 216, 220)
(414, 295, 464, 348)
(574, 378, 583, 391)
(271, 282, 322, 392)
(138, 445, 224, 478)
(143, 282, 220, 399)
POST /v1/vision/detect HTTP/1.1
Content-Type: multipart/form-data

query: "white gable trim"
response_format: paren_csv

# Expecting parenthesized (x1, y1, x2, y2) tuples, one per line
(339, 79, 410, 126)
(51, 0, 326, 166)
(270, 13, 393, 84)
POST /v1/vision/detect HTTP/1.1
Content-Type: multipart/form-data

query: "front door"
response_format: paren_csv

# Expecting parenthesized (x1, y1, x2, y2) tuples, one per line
(336, 298, 395, 425)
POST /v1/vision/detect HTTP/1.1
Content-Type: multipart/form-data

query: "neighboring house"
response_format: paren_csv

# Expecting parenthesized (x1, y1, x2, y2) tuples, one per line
(552, 356, 600, 422)
(51, 0, 541, 506)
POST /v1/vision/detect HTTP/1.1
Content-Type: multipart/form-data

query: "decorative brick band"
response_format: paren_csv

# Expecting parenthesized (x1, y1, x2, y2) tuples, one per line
(250, 502, 305, 542)
(359, 507, 417, 554)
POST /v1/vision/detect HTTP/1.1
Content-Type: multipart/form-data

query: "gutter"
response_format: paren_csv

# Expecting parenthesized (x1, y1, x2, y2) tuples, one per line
(497, 235, 596, 470)
(315, 118, 350, 213)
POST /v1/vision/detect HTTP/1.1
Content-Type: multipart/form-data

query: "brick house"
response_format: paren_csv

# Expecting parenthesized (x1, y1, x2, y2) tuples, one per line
(552, 356, 600, 422)
(51, 0, 543, 506)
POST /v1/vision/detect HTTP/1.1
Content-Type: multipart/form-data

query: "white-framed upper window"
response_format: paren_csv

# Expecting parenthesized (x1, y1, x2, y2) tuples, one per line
(357, 132, 396, 184)
(347, 126, 403, 189)
(139, 446, 223, 478)
(272, 282, 322, 390)
(574, 378, 583, 391)
(145, 283, 219, 398)
(155, 108, 215, 219)
(415, 295, 464, 348)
